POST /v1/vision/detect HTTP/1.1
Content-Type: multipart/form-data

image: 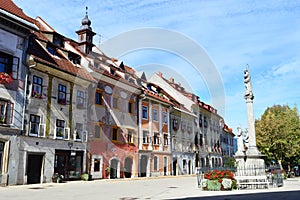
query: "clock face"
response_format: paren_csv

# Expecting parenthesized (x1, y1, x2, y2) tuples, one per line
(104, 85, 112, 94)
(120, 91, 127, 99)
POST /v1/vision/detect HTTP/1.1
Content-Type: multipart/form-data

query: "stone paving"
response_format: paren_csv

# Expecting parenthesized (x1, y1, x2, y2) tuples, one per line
(1, 175, 300, 200)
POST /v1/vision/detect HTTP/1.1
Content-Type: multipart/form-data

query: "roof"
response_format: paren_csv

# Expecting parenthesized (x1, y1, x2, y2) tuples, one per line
(0, 0, 35, 24)
(28, 33, 96, 83)
(159, 72, 218, 114)
(143, 88, 173, 105)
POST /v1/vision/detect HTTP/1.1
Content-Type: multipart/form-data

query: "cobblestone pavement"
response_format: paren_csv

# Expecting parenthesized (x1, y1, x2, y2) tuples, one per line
(1, 176, 300, 200)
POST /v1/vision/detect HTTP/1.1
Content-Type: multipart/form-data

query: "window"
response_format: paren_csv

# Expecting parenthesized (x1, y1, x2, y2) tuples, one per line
(153, 132, 160, 145)
(194, 134, 199, 146)
(153, 109, 158, 121)
(128, 101, 134, 114)
(29, 114, 40, 135)
(163, 112, 167, 123)
(112, 127, 119, 141)
(143, 130, 150, 144)
(46, 44, 56, 55)
(58, 84, 67, 105)
(173, 139, 176, 151)
(204, 116, 208, 128)
(127, 130, 134, 144)
(110, 68, 116, 75)
(199, 114, 202, 127)
(172, 118, 179, 131)
(0, 100, 12, 124)
(94, 123, 102, 139)
(32, 76, 43, 98)
(113, 97, 119, 109)
(0, 51, 19, 79)
(56, 119, 65, 138)
(75, 123, 83, 140)
(77, 90, 84, 108)
(154, 156, 158, 171)
(95, 90, 103, 105)
(163, 134, 168, 146)
(142, 106, 148, 119)
(94, 158, 100, 172)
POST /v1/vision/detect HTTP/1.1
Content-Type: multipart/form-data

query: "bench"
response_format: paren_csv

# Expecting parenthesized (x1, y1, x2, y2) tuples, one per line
(235, 175, 269, 189)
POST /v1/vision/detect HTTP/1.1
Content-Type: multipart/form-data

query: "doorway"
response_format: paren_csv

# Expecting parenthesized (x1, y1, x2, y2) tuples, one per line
(172, 159, 177, 176)
(164, 157, 167, 176)
(110, 158, 118, 179)
(27, 154, 44, 184)
(140, 155, 148, 177)
(124, 157, 133, 178)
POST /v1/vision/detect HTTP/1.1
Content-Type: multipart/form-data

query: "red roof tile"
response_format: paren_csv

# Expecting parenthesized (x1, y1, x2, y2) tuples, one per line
(28, 34, 95, 82)
(0, 0, 35, 23)
(143, 89, 173, 105)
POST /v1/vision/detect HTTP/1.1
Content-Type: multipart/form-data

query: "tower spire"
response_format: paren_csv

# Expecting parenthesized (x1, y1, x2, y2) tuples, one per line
(76, 6, 96, 54)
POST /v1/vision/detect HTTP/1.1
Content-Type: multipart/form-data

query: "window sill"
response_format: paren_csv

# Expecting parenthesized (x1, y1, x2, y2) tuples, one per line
(29, 133, 38, 137)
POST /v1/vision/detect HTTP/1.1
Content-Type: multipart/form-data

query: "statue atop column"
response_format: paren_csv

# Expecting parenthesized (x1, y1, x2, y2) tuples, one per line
(235, 67, 265, 178)
(244, 68, 254, 100)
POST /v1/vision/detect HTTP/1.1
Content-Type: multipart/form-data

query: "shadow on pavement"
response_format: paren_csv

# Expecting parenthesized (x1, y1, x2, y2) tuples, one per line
(174, 190, 300, 200)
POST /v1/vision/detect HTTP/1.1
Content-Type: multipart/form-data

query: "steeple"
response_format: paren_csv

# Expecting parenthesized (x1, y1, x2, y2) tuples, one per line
(76, 7, 96, 54)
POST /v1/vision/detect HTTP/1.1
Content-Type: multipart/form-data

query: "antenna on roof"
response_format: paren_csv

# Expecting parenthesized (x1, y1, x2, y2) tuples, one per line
(97, 33, 104, 47)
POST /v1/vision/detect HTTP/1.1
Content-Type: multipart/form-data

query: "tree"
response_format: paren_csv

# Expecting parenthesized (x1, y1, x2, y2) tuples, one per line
(255, 104, 300, 171)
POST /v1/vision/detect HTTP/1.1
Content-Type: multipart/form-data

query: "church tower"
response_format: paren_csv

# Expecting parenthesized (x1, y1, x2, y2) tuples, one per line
(76, 7, 96, 54)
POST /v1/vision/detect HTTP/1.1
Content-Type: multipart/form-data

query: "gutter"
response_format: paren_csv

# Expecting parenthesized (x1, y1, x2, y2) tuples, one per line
(0, 9, 38, 30)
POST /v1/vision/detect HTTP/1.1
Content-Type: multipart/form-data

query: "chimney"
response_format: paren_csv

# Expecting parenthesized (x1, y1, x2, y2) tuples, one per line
(158, 71, 163, 77)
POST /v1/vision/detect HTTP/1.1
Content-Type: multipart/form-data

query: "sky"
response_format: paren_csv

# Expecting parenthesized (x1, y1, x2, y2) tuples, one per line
(14, 0, 300, 132)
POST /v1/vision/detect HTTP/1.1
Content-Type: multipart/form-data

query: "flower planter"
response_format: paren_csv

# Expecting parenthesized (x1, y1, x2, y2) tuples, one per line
(201, 170, 236, 191)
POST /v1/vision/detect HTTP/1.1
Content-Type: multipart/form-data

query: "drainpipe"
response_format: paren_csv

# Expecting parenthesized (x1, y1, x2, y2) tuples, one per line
(21, 62, 36, 134)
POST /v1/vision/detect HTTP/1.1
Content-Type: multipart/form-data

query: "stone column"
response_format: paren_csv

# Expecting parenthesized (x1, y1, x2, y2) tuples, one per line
(243, 69, 260, 155)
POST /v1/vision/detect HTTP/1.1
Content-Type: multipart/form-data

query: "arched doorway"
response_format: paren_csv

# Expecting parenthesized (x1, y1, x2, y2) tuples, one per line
(110, 158, 118, 179)
(124, 157, 133, 178)
(140, 155, 148, 177)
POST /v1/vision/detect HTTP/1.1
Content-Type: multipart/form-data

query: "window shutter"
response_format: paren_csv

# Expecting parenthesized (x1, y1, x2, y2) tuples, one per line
(39, 124, 46, 137)
(29, 122, 32, 136)
(66, 93, 71, 105)
(82, 131, 87, 142)
(54, 125, 57, 139)
(12, 57, 19, 79)
(64, 127, 70, 140)
(7, 102, 13, 124)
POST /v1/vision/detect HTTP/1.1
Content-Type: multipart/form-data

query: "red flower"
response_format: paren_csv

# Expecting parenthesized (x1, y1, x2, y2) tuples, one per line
(0, 72, 13, 84)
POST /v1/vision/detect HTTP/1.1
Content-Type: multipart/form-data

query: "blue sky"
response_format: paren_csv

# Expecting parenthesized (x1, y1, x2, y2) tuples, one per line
(14, 0, 300, 131)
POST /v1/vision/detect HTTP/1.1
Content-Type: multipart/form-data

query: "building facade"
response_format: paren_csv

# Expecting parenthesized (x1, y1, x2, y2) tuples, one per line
(138, 82, 172, 177)
(0, 1, 37, 186)
(1, 1, 235, 185)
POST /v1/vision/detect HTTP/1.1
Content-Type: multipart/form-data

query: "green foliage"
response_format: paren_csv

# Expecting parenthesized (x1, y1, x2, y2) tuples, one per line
(81, 173, 89, 181)
(255, 104, 300, 168)
(207, 180, 221, 191)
